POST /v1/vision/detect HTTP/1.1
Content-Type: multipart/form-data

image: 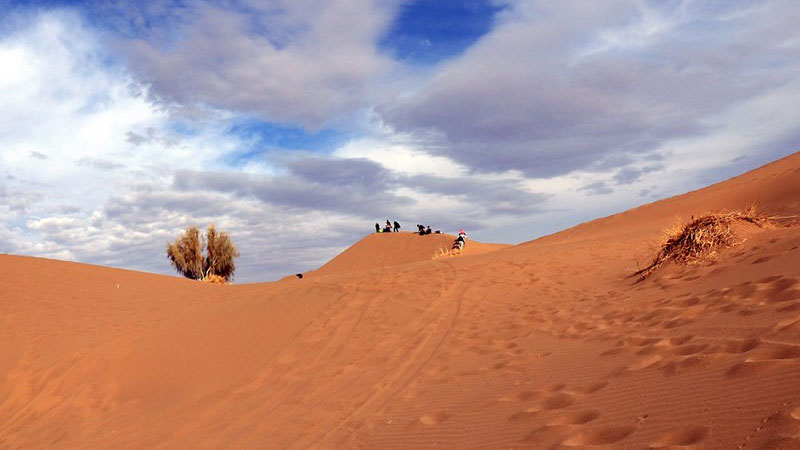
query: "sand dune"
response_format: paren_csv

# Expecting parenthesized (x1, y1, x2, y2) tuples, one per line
(311, 232, 509, 277)
(2, 152, 800, 449)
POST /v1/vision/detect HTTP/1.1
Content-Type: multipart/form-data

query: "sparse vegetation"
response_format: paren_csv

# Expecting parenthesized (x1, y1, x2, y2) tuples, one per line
(167, 225, 239, 283)
(634, 207, 771, 280)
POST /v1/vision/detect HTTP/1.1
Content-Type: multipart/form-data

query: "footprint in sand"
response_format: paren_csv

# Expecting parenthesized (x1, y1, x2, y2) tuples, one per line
(738, 410, 800, 449)
(561, 425, 636, 446)
(758, 275, 784, 284)
(628, 354, 663, 371)
(776, 302, 800, 313)
(549, 409, 601, 425)
(574, 381, 608, 394)
(675, 343, 709, 356)
(521, 424, 572, 445)
(540, 392, 575, 410)
(650, 425, 708, 447)
(601, 347, 626, 357)
(508, 408, 540, 422)
(752, 256, 775, 264)
(517, 390, 544, 401)
(729, 281, 758, 298)
(670, 334, 696, 346)
(723, 337, 761, 354)
(726, 359, 791, 377)
(768, 289, 800, 304)
(418, 411, 450, 426)
(661, 356, 706, 376)
(749, 343, 800, 361)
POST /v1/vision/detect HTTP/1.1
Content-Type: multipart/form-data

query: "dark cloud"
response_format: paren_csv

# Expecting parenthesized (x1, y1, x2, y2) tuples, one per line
(173, 152, 550, 220)
(281, 155, 391, 191)
(172, 158, 414, 219)
(404, 173, 549, 216)
(579, 181, 614, 196)
(125, 130, 149, 145)
(614, 165, 663, 185)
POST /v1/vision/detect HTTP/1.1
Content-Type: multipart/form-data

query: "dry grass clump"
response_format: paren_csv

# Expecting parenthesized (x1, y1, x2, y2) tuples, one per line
(634, 207, 770, 280)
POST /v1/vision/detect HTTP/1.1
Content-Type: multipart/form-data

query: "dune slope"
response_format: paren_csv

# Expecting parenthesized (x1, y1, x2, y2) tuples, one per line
(312, 232, 508, 277)
(2, 152, 800, 449)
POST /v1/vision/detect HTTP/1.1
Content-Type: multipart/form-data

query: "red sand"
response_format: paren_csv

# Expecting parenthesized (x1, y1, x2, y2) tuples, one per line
(2, 152, 800, 449)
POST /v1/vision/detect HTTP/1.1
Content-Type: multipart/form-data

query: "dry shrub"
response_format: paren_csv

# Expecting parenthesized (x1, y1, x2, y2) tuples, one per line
(634, 207, 770, 280)
(205, 225, 238, 281)
(166, 226, 204, 280)
(167, 225, 240, 283)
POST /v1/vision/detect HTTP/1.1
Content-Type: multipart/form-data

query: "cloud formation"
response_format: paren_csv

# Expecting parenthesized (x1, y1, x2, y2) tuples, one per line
(379, 1, 800, 177)
(112, 0, 398, 128)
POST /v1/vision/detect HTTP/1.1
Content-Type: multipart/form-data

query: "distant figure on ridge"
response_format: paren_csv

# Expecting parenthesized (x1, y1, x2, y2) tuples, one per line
(385, 220, 392, 232)
(453, 229, 467, 250)
(417, 224, 425, 235)
(425, 226, 432, 235)
(393, 221, 400, 232)
(375, 223, 380, 233)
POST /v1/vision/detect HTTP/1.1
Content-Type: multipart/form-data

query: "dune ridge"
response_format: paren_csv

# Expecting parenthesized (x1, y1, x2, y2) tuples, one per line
(2, 152, 800, 449)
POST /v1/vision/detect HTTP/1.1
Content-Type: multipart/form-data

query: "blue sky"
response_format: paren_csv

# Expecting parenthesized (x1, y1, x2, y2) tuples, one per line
(381, 0, 505, 63)
(1, 0, 798, 282)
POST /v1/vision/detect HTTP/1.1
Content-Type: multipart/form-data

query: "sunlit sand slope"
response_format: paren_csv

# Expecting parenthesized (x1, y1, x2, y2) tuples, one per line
(312, 232, 509, 276)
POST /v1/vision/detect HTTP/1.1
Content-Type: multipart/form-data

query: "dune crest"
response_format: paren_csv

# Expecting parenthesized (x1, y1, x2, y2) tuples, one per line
(310, 231, 508, 277)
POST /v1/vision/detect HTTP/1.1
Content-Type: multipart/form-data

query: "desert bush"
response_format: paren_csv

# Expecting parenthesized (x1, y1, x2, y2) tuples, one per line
(167, 225, 240, 282)
(634, 207, 770, 280)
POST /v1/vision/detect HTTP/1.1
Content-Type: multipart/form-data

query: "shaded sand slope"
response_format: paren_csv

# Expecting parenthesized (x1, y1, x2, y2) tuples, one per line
(311, 232, 509, 277)
(2, 152, 800, 449)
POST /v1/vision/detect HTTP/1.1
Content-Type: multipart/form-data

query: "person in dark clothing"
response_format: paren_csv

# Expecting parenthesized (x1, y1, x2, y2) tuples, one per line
(425, 226, 432, 235)
(375, 223, 380, 233)
(393, 221, 400, 232)
(417, 224, 425, 235)
(386, 219, 392, 232)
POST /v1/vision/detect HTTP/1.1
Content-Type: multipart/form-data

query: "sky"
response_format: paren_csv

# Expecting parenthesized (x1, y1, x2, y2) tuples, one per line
(0, 0, 798, 283)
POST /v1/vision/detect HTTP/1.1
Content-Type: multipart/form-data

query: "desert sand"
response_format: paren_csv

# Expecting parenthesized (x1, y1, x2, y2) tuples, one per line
(2, 152, 800, 449)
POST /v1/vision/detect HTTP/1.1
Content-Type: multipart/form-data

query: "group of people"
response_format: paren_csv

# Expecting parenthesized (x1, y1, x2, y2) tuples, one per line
(373, 220, 467, 249)
(416, 224, 435, 235)
(375, 219, 401, 233)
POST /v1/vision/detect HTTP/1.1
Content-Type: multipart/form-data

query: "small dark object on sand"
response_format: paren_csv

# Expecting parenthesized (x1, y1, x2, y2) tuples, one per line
(296, 273, 303, 279)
